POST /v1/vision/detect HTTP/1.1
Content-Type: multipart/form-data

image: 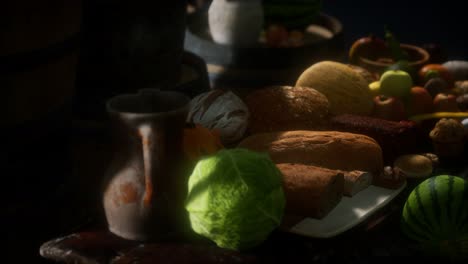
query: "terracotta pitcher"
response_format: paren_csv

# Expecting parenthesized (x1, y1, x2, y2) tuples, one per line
(103, 89, 190, 241)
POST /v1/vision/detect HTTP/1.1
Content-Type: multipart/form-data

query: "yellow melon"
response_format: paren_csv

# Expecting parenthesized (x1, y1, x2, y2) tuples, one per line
(296, 61, 374, 116)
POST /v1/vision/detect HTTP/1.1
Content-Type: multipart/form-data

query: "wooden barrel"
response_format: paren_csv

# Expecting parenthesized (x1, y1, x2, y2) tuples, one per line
(74, 1, 188, 120)
(184, 11, 345, 91)
(2, 1, 82, 201)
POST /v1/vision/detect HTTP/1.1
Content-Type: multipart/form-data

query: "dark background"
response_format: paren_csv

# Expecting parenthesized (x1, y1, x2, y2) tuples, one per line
(4, 0, 467, 263)
(321, 0, 467, 59)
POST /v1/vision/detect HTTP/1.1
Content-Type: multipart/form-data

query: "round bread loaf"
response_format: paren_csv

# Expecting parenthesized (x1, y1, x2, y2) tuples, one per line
(245, 86, 330, 134)
(296, 61, 374, 116)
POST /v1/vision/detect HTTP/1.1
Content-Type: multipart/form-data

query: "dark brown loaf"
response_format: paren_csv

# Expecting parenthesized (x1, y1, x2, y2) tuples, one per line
(238, 130, 384, 176)
(277, 163, 344, 219)
(328, 114, 430, 165)
(281, 165, 371, 197)
(245, 86, 330, 134)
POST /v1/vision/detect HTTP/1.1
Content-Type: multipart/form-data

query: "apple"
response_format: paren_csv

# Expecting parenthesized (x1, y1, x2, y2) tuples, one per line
(386, 60, 417, 81)
(265, 24, 289, 47)
(379, 70, 413, 98)
(433, 93, 459, 112)
(456, 94, 468, 111)
(372, 95, 406, 121)
(418, 64, 453, 87)
(454, 80, 468, 94)
(424, 77, 447, 98)
(406, 86, 434, 116)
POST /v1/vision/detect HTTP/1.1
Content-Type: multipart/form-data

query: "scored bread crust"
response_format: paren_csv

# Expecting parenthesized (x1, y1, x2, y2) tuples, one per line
(238, 130, 384, 176)
(245, 86, 330, 134)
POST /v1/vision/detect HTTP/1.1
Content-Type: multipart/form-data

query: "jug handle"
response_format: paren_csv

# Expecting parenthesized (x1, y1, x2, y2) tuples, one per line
(139, 124, 154, 207)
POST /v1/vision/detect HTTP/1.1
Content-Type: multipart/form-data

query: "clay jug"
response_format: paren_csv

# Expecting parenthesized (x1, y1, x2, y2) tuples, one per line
(103, 89, 190, 241)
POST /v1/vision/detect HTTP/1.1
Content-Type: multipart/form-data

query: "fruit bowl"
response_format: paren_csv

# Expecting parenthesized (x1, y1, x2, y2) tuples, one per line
(355, 43, 430, 77)
(184, 11, 345, 89)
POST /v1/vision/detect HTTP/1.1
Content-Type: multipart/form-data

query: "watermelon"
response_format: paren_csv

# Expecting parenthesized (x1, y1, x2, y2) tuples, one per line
(263, 0, 322, 29)
(401, 175, 468, 259)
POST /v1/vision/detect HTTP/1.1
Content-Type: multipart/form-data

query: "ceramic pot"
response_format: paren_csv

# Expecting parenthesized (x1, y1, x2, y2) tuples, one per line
(355, 43, 430, 77)
(103, 89, 190, 241)
(208, 0, 263, 46)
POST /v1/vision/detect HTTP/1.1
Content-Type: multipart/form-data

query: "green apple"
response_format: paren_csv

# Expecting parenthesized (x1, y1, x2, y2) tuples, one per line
(385, 60, 417, 80)
(379, 70, 413, 98)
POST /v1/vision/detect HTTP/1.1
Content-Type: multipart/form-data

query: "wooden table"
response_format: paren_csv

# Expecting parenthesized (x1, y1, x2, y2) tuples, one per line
(33, 121, 467, 263)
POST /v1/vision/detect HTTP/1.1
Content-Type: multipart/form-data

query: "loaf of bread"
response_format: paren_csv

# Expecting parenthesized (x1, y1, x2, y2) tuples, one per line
(277, 163, 344, 219)
(340, 170, 373, 197)
(244, 86, 330, 134)
(281, 165, 371, 197)
(238, 130, 384, 176)
(328, 114, 430, 165)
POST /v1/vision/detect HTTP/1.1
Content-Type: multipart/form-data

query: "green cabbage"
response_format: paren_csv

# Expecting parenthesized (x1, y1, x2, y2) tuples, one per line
(185, 148, 285, 251)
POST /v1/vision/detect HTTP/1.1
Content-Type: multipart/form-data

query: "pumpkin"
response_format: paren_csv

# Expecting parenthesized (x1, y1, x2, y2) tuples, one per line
(183, 123, 223, 161)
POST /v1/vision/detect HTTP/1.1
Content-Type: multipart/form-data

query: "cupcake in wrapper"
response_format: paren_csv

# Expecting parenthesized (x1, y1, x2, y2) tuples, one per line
(429, 118, 466, 158)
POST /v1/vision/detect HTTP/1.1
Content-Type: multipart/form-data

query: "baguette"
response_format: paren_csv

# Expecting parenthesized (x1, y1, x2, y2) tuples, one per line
(238, 130, 384, 176)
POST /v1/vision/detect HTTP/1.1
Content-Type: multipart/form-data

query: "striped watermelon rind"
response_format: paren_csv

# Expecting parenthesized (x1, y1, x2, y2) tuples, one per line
(401, 175, 468, 259)
(263, 1, 322, 29)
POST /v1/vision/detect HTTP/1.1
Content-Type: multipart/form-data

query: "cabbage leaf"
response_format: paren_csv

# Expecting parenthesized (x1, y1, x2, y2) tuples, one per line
(185, 149, 285, 251)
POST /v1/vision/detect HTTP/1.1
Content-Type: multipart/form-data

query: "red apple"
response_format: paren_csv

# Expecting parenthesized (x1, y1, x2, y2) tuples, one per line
(424, 77, 447, 98)
(456, 94, 468, 111)
(406, 86, 434, 116)
(265, 24, 289, 47)
(372, 95, 407, 121)
(433, 93, 459, 112)
(418, 64, 453, 87)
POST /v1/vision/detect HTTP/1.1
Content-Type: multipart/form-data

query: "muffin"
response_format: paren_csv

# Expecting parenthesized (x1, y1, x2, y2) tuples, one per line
(429, 118, 466, 158)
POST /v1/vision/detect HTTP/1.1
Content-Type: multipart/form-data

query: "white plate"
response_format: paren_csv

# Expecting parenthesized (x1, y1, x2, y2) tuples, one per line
(286, 182, 407, 238)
